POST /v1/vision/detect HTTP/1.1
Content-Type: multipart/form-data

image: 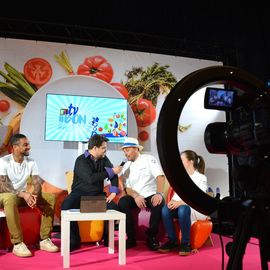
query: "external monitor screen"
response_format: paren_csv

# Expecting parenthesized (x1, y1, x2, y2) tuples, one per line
(204, 87, 236, 111)
(45, 93, 128, 143)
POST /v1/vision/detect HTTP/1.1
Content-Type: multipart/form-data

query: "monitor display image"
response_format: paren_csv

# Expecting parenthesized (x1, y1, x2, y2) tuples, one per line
(45, 93, 128, 143)
(204, 87, 236, 111)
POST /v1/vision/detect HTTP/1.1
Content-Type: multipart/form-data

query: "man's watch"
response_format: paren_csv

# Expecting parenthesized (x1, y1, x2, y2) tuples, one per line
(156, 192, 164, 197)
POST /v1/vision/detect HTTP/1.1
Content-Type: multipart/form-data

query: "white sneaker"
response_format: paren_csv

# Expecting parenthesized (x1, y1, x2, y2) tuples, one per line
(12, 242, 32, 257)
(40, 238, 59, 252)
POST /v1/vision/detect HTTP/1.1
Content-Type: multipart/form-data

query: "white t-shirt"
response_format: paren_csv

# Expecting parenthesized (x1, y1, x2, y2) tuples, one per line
(0, 154, 39, 191)
(171, 170, 208, 222)
(121, 154, 164, 198)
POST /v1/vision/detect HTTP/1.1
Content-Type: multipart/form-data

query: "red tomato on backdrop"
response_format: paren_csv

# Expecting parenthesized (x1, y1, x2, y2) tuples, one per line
(24, 58, 52, 87)
(138, 130, 149, 141)
(131, 98, 156, 127)
(77, 56, 113, 83)
(110, 82, 129, 99)
(0, 100, 10, 112)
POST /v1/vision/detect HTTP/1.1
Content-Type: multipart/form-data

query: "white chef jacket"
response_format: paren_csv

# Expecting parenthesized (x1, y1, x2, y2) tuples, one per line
(121, 154, 164, 198)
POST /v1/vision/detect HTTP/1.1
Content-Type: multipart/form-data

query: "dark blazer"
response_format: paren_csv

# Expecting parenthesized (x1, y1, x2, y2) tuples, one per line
(71, 153, 118, 195)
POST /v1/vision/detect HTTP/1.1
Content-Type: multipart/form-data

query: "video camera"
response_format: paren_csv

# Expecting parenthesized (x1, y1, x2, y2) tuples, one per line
(204, 86, 270, 202)
(204, 86, 270, 158)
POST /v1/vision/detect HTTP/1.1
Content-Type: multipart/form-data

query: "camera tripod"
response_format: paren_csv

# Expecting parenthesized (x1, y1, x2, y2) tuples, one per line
(225, 199, 270, 270)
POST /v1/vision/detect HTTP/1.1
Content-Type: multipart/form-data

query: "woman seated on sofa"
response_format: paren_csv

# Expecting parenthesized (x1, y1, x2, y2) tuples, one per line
(158, 150, 208, 256)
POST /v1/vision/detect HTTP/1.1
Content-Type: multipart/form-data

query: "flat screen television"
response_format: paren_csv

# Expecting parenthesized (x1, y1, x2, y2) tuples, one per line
(204, 87, 237, 111)
(45, 93, 128, 143)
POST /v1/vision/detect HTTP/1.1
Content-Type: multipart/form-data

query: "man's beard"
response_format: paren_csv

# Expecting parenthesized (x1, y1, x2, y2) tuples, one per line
(98, 153, 106, 159)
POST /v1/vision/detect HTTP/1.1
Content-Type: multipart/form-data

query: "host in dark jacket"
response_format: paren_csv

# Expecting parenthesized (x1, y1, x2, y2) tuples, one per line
(61, 134, 122, 251)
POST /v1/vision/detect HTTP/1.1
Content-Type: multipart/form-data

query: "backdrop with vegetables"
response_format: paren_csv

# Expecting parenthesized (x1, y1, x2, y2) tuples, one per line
(0, 38, 229, 197)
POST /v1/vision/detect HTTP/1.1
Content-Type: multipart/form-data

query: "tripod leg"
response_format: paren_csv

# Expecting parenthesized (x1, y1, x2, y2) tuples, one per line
(256, 208, 269, 270)
(226, 208, 254, 270)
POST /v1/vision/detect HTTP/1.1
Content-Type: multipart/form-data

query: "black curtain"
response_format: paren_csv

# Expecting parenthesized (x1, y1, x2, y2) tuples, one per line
(229, 4, 270, 83)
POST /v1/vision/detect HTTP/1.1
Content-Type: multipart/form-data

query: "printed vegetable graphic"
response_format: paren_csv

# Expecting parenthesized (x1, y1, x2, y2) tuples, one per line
(131, 98, 156, 127)
(54, 51, 74, 74)
(124, 63, 176, 130)
(110, 82, 129, 99)
(124, 63, 177, 106)
(0, 63, 37, 154)
(0, 100, 10, 112)
(0, 109, 24, 154)
(138, 130, 149, 141)
(77, 56, 113, 83)
(124, 64, 176, 138)
(0, 62, 36, 106)
(23, 58, 52, 88)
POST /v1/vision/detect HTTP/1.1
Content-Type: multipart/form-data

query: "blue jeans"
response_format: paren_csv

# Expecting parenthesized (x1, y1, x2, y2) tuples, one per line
(161, 204, 191, 245)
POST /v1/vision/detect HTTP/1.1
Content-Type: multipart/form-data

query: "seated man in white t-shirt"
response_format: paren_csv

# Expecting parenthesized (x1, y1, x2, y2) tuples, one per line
(118, 137, 165, 250)
(0, 133, 58, 257)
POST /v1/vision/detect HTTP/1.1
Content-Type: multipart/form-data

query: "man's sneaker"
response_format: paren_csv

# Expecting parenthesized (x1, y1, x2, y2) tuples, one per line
(158, 241, 179, 253)
(179, 243, 192, 256)
(40, 238, 59, 252)
(12, 242, 32, 257)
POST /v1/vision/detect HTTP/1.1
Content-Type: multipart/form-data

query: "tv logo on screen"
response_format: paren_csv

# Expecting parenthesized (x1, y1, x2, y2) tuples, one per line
(59, 103, 86, 124)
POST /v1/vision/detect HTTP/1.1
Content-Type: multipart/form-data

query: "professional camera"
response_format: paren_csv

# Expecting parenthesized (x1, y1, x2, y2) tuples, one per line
(157, 65, 270, 269)
(204, 86, 270, 199)
(204, 86, 270, 158)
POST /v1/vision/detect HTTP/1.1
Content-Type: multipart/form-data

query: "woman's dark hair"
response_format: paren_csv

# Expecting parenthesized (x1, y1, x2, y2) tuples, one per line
(181, 150, 205, 174)
(10, 133, 27, 146)
(88, 134, 109, 149)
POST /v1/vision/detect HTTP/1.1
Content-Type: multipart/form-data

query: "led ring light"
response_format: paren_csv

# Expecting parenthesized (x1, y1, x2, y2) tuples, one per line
(157, 65, 265, 215)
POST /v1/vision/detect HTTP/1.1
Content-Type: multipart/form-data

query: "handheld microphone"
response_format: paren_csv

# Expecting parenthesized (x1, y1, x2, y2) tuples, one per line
(119, 158, 127, 166)
(215, 187, 221, 200)
(207, 187, 214, 197)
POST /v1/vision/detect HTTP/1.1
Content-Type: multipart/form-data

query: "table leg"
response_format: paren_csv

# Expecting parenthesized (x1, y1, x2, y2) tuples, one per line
(61, 214, 64, 256)
(108, 220, 114, 254)
(63, 220, 70, 268)
(118, 218, 126, 265)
